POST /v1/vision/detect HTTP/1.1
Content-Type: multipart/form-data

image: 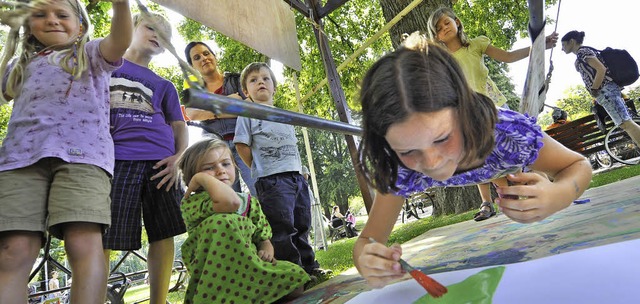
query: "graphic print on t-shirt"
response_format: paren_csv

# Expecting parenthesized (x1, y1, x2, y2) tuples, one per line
(110, 76, 154, 113)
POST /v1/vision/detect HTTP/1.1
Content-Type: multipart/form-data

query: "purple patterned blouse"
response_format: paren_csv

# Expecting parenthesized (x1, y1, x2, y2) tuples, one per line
(0, 39, 122, 175)
(394, 108, 544, 197)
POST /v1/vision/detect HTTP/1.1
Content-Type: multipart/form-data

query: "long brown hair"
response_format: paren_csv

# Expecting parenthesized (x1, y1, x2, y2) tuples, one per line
(357, 32, 497, 193)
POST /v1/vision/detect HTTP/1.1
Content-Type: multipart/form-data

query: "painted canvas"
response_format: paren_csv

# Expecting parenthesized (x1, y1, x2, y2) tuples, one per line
(292, 176, 640, 303)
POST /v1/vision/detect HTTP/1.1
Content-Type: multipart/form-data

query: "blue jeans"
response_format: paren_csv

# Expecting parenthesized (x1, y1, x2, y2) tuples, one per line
(596, 82, 632, 126)
(255, 172, 319, 273)
(227, 139, 256, 197)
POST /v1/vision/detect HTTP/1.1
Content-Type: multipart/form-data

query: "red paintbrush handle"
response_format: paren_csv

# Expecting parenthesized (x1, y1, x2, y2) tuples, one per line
(410, 269, 448, 298)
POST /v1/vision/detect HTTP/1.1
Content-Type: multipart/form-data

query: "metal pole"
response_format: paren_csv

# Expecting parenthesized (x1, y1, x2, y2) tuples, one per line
(306, 0, 375, 213)
(294, 72, 328, 250)
(187, 87, 362, 136)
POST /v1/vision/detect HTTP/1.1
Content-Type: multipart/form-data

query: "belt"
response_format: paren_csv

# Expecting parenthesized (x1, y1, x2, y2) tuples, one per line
(268, 171, 299, 178)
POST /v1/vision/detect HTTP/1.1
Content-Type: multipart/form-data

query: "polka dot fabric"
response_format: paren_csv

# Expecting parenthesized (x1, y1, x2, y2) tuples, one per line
(181, 192, 309, 303)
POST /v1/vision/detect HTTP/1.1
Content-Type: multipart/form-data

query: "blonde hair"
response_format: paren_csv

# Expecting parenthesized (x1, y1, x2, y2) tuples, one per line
(0, 0, 92, 104)
(426, 6, 470, 48)
(132, 11, 172, 41)
(177, 138, 235, 186)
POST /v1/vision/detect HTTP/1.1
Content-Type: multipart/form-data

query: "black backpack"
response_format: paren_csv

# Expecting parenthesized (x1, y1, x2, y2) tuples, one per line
(583, 46, 639, 86)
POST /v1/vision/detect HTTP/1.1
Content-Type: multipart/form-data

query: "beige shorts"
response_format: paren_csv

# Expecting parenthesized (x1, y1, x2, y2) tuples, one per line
(0, 158, 111, 239)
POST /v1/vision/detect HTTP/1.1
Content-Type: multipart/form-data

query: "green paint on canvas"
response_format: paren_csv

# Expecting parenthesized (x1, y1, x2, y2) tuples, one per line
(413, 266, 505, 303)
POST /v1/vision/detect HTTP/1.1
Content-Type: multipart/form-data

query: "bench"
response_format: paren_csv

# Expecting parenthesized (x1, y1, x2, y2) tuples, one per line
(544, 114, 614, 156)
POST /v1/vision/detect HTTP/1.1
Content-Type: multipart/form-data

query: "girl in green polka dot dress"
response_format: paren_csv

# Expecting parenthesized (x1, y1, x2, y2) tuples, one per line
(177, 138, 309, 303)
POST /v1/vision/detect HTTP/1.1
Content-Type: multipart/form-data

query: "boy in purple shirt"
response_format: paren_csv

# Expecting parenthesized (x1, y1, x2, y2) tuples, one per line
(102, 12, 187, 304)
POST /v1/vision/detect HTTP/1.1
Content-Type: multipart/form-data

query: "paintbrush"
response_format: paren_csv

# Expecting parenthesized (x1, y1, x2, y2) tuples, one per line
(368, 238, 448, 298)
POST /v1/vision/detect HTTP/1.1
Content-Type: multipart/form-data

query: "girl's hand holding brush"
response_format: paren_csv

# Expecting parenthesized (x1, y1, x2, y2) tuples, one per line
(364, 238, 448, 298)
(355, 236, 406, 288)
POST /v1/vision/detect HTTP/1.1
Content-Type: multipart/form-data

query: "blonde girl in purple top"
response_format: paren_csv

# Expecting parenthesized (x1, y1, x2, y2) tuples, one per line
(0, 1, 132, 303)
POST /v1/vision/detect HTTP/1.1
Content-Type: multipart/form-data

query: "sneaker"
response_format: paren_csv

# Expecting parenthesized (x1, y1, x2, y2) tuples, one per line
(309, 268, 333, 277)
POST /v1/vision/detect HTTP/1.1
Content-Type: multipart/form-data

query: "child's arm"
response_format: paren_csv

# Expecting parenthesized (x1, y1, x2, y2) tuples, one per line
(235, 143, 253, 168)
(495, 133, 592, 223)
(353, 191, 406, 288)
(99, 0, 133, 63)
(257, 240, 276, 265)
(151, 121, 188, 191)
(485, 32, 558, 63)
(185, 172, 241, 213)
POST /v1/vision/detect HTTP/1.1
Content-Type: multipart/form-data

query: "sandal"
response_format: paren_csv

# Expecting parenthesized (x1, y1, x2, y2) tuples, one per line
(473, 201, 496, 222)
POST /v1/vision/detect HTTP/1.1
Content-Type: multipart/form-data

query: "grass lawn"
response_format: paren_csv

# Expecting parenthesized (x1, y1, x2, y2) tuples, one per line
(122, 164, 639, 303)
(122, 275, 186, 304)
(589, 164, 640, 188)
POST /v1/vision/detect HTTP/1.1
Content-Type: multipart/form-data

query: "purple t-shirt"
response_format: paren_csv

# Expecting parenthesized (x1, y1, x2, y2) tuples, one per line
(394, 109, 544, 197)
(109, 60, 183, 160)
(0, 39, 122, 175)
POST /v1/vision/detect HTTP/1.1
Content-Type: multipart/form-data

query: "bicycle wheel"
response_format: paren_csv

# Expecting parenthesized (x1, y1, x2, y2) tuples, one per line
(605, 118, 640, 165)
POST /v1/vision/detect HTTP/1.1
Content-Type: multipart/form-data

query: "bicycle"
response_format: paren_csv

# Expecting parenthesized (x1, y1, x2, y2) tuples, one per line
(594, 97, 640, 165)
(604, 117, 640, 165)
(401, 191, 435, 223)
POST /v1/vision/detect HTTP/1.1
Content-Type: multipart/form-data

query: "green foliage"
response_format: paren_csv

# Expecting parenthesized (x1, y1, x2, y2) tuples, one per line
(150, 63, 185, 93)
(83, 0, 112, 38)
(298, 126, 360, 216)
(556, 85, 593, 119)
(348, 196, 365, 216)
(626, 85, 640, 101)
(0, 103, 11, 144)
(454, 0, 558, 107)
(85, 0, 168, 39)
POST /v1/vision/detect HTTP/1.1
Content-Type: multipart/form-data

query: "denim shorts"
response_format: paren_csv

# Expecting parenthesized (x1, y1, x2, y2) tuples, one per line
(596, 82, 632, 126)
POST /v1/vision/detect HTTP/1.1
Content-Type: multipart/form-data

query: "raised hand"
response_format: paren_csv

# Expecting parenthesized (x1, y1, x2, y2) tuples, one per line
(545, 32, 559, 49)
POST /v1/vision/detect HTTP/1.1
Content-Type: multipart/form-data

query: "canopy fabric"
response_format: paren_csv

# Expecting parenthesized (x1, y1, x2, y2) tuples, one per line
(152, 0, 301, 70)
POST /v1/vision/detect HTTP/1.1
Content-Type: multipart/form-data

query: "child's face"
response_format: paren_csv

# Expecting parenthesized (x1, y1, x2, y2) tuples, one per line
(244, 67, 275, 105)
(29, 0, 80, 48)
(384, 108, 465, 181)
(130, 20, 165, 56)
(435, 15, 459, 44)
(189, 44, 218, 75)
(199, 147, 236, 186)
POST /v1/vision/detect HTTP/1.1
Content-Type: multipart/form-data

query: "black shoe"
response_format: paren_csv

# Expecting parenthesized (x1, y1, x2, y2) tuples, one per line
(309, 268, 333, 277)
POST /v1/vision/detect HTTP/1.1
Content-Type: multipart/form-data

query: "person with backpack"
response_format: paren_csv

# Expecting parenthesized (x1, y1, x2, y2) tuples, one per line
(561, 30, 640, 148)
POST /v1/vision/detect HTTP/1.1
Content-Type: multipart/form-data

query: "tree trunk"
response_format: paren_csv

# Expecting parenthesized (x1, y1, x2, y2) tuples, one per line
(378, 0, 480, 216)
(378, 0, 456, 48)
(431, 186, 481, 216)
